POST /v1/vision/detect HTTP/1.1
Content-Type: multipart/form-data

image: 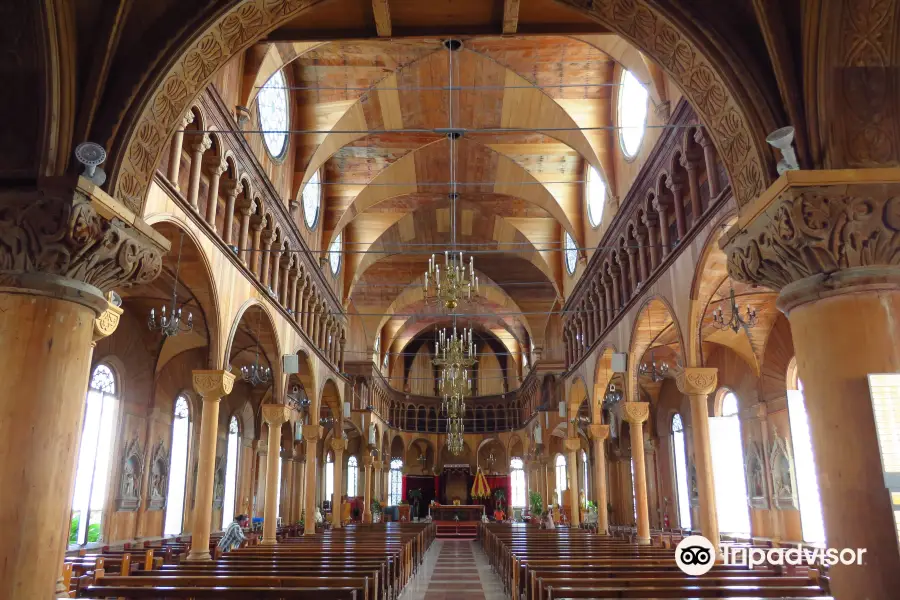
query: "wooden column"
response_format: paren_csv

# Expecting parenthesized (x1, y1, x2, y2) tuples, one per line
(222, 180, 242, 245)
(254, 446, 267, 518)
(564, 437, 581, 527)
(187, 370, 236, 561)
(667, 179, 687, 241)
(642, 211, 660, 269)
(623, 402, 651, 544)
(250, 221, 264, 276)
(373, 460, 383, 507)
(331, 438, 347, 528)
(695, 129, 720, 198)
(238, 202, 254, 263)
(260, 405, 291, 544)
(589, 424, 610, 534)
(362, 453, 374, 523)
(676, 368, 720, 550)
(293, 453, 306, 523)
(186, 134, 211, 211)
(204, 158, 227, 229)
(260, 232, 273, 288)
(652, 198, 671, 258)
(302, 425, 323, 535)
(167, 111, 194, 190)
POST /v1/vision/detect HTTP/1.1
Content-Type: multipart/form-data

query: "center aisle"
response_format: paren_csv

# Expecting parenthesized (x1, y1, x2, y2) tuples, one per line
(400, 539, 505, 600)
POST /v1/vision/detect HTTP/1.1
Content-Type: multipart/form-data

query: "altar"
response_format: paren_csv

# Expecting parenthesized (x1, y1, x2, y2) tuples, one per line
(429, 505, 485, 522)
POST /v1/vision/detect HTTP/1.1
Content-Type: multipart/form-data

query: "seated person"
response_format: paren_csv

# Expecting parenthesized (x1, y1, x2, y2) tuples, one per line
(493, 508, 505, 521)
(217, 514, 249, 552)
(542, 508, 555, 530)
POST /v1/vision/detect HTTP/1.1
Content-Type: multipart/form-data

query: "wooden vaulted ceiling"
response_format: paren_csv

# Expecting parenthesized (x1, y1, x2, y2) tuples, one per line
(275, 31, 625, 360)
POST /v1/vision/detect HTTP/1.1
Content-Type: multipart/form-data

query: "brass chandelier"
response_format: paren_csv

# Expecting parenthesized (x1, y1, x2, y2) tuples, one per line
(425, 250, 479, 309)
(433, 326, 477, 454)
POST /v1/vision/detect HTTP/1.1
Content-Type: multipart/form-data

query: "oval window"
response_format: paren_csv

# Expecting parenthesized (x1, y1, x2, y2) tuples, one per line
(564, 232, 578, 275)
(329, 231, 342, 275)
(257, 70, 289, 159)
(586, 165, 607, 227)
(302, 170, 321, 230)
(618, 70, 649, 159)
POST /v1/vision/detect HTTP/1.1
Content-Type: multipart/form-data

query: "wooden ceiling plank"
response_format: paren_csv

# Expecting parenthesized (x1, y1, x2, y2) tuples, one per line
(503, 0, 521, 35)
(373, 0, 393, 37)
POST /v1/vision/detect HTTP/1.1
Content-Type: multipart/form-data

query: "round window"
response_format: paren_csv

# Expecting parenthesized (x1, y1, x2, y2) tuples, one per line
(329, 231, 342, 275)
(257, 70, 289, 159)
(618, 70, 649, 159)
(564, 232, 578, 275)
(302, 170, 321, 230)
(586, 165, 607, 227)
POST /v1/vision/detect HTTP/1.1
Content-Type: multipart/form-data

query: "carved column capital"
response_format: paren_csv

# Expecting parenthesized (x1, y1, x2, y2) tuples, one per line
(192, 369, 236, 398)
(588, 423, 610, 441)
(564, 437, 581, 453)
(331, 438, 348, 454)
(362, 453, 374, 468)
(261, 404, 292, 427)
(190, 133, 212, 155)
(222, 179, 243, 198)
(0, 177, 168, 314)
(302, 424, 324, 441)
(622, 401, 650, 424)
(203, 156, 228, 176)
(723, 174, 900, 311)
(675, 367, 718, 396)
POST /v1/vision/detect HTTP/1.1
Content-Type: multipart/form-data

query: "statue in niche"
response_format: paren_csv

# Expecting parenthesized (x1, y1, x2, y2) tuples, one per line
(213, 454, 226, 509)
(689, 463, 699, 505)
(744, 439, 769, 509)
(116, 438, 144, 512)
(769, 429, 799, 510)
(147, 439, 169, 511)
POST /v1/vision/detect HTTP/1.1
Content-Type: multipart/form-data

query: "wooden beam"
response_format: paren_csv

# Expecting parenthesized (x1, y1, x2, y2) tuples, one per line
(373, 0, 392, 37)
(502, 0, 520, 35)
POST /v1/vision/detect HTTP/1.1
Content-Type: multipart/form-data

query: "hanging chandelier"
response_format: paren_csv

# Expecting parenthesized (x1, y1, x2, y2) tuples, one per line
(148, 232, 193, 337)
(433, 326, 477, 397)
(713, 286, 758, 333)
(639, 350, 669, 382)
(241, 314, 271, 386)
(425, 251, 479, 309)
(603, 384, 623, 405)
(447, 416, 465, 454)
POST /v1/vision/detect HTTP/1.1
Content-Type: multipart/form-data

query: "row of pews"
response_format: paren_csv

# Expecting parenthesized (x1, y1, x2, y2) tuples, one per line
(64, 522, 433, 599)
(481, 523, 833, 600)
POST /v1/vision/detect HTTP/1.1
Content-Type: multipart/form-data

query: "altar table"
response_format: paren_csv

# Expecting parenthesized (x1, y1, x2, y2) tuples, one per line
(429, 505, 485, 521)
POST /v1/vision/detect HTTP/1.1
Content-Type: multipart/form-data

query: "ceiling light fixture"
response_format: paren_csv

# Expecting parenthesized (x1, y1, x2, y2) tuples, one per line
(148, 232, 193, 337)
(712, 285, 758, 333)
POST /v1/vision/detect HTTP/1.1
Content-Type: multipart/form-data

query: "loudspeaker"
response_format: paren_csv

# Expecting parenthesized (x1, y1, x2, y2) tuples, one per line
(612, 352, 627, 373)
(283, 354, 299, 374)
(558, 402, 567, 418)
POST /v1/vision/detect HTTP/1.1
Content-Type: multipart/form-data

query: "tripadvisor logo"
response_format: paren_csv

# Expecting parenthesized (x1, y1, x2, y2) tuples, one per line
(675, 535, 716, 575)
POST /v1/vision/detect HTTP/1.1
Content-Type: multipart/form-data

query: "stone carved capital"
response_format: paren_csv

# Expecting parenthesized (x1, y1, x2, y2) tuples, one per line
(302, 424, 324, 441)
(192, 369, 235, 398)
(261, 403, 291, 426)
(675, 367, 718, 396)
(564, 437, 581, 452)
(622, 401, 650, 424)
(0, 177, 167, 313)
(589, 423, 610, 441)
(331, 437, 348, 454)
(190, 133, 212, 155)
(723, 176, 900, 301)
(203, 156, 228, 176)
(362, 453, 374, 467)
(221, 179, 243, 198)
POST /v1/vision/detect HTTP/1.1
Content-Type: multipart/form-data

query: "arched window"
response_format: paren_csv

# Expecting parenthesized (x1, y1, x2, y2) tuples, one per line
(630, 461, 637, 521)
(347, 456, 359, 497)
(276, 449, 284, 519)
(564, 232, 577, 275)
(586, 165, 607, 228)
(617, 70, 649, 158)
(581, 450, 589, 502)
(70, 364, 118, 544)
(302, 170, 321, 230)
(389, 458, 403, 506)
(555, 454, 568, 506)
(329, 231, 342, 275)
(671, 414, 692, 528)
(221, 417, 240, 529)
(787, 361, 825, 542)
(710, 390, 751, 534)
(510, 457, 526, 508)
(258, 69, 289, 159)
(325, 451, 335, 500)
(164, 395, 191, 536)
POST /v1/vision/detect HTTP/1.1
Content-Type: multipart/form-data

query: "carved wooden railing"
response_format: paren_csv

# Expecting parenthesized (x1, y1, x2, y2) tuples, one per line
(562, 100, 732, 370)
(347, 366, 544, 434)
(153, 86, 345, 372)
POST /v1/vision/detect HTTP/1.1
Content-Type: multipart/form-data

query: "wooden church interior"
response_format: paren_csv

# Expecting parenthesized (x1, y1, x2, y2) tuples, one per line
(2, 0, 900, 599)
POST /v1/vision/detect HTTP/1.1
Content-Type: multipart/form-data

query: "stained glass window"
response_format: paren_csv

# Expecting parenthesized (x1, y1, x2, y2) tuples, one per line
(302, 171, 321, 230)
(586, 166, 607, 227)
(347, 456, 359, 497)
(510, 458, 526, 508)
(329, 231, 342, 275)
(164, 395, 191, 536)
(69, 364, 118, 545)
(618, 70, 649, 159)
(222, 416, 240, 529)
(258, 70, 289, 158)
(389, 459, 403, 506)
(564, 232, 577, 275)
(671, 413, 692, 528)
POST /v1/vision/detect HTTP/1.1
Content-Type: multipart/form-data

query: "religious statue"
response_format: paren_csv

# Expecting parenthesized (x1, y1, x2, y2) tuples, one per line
(745, 439, 769, 509)
(770, 430, 799, 509)
(147, 440, 169, 511)
(116, 438, 144, 512)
